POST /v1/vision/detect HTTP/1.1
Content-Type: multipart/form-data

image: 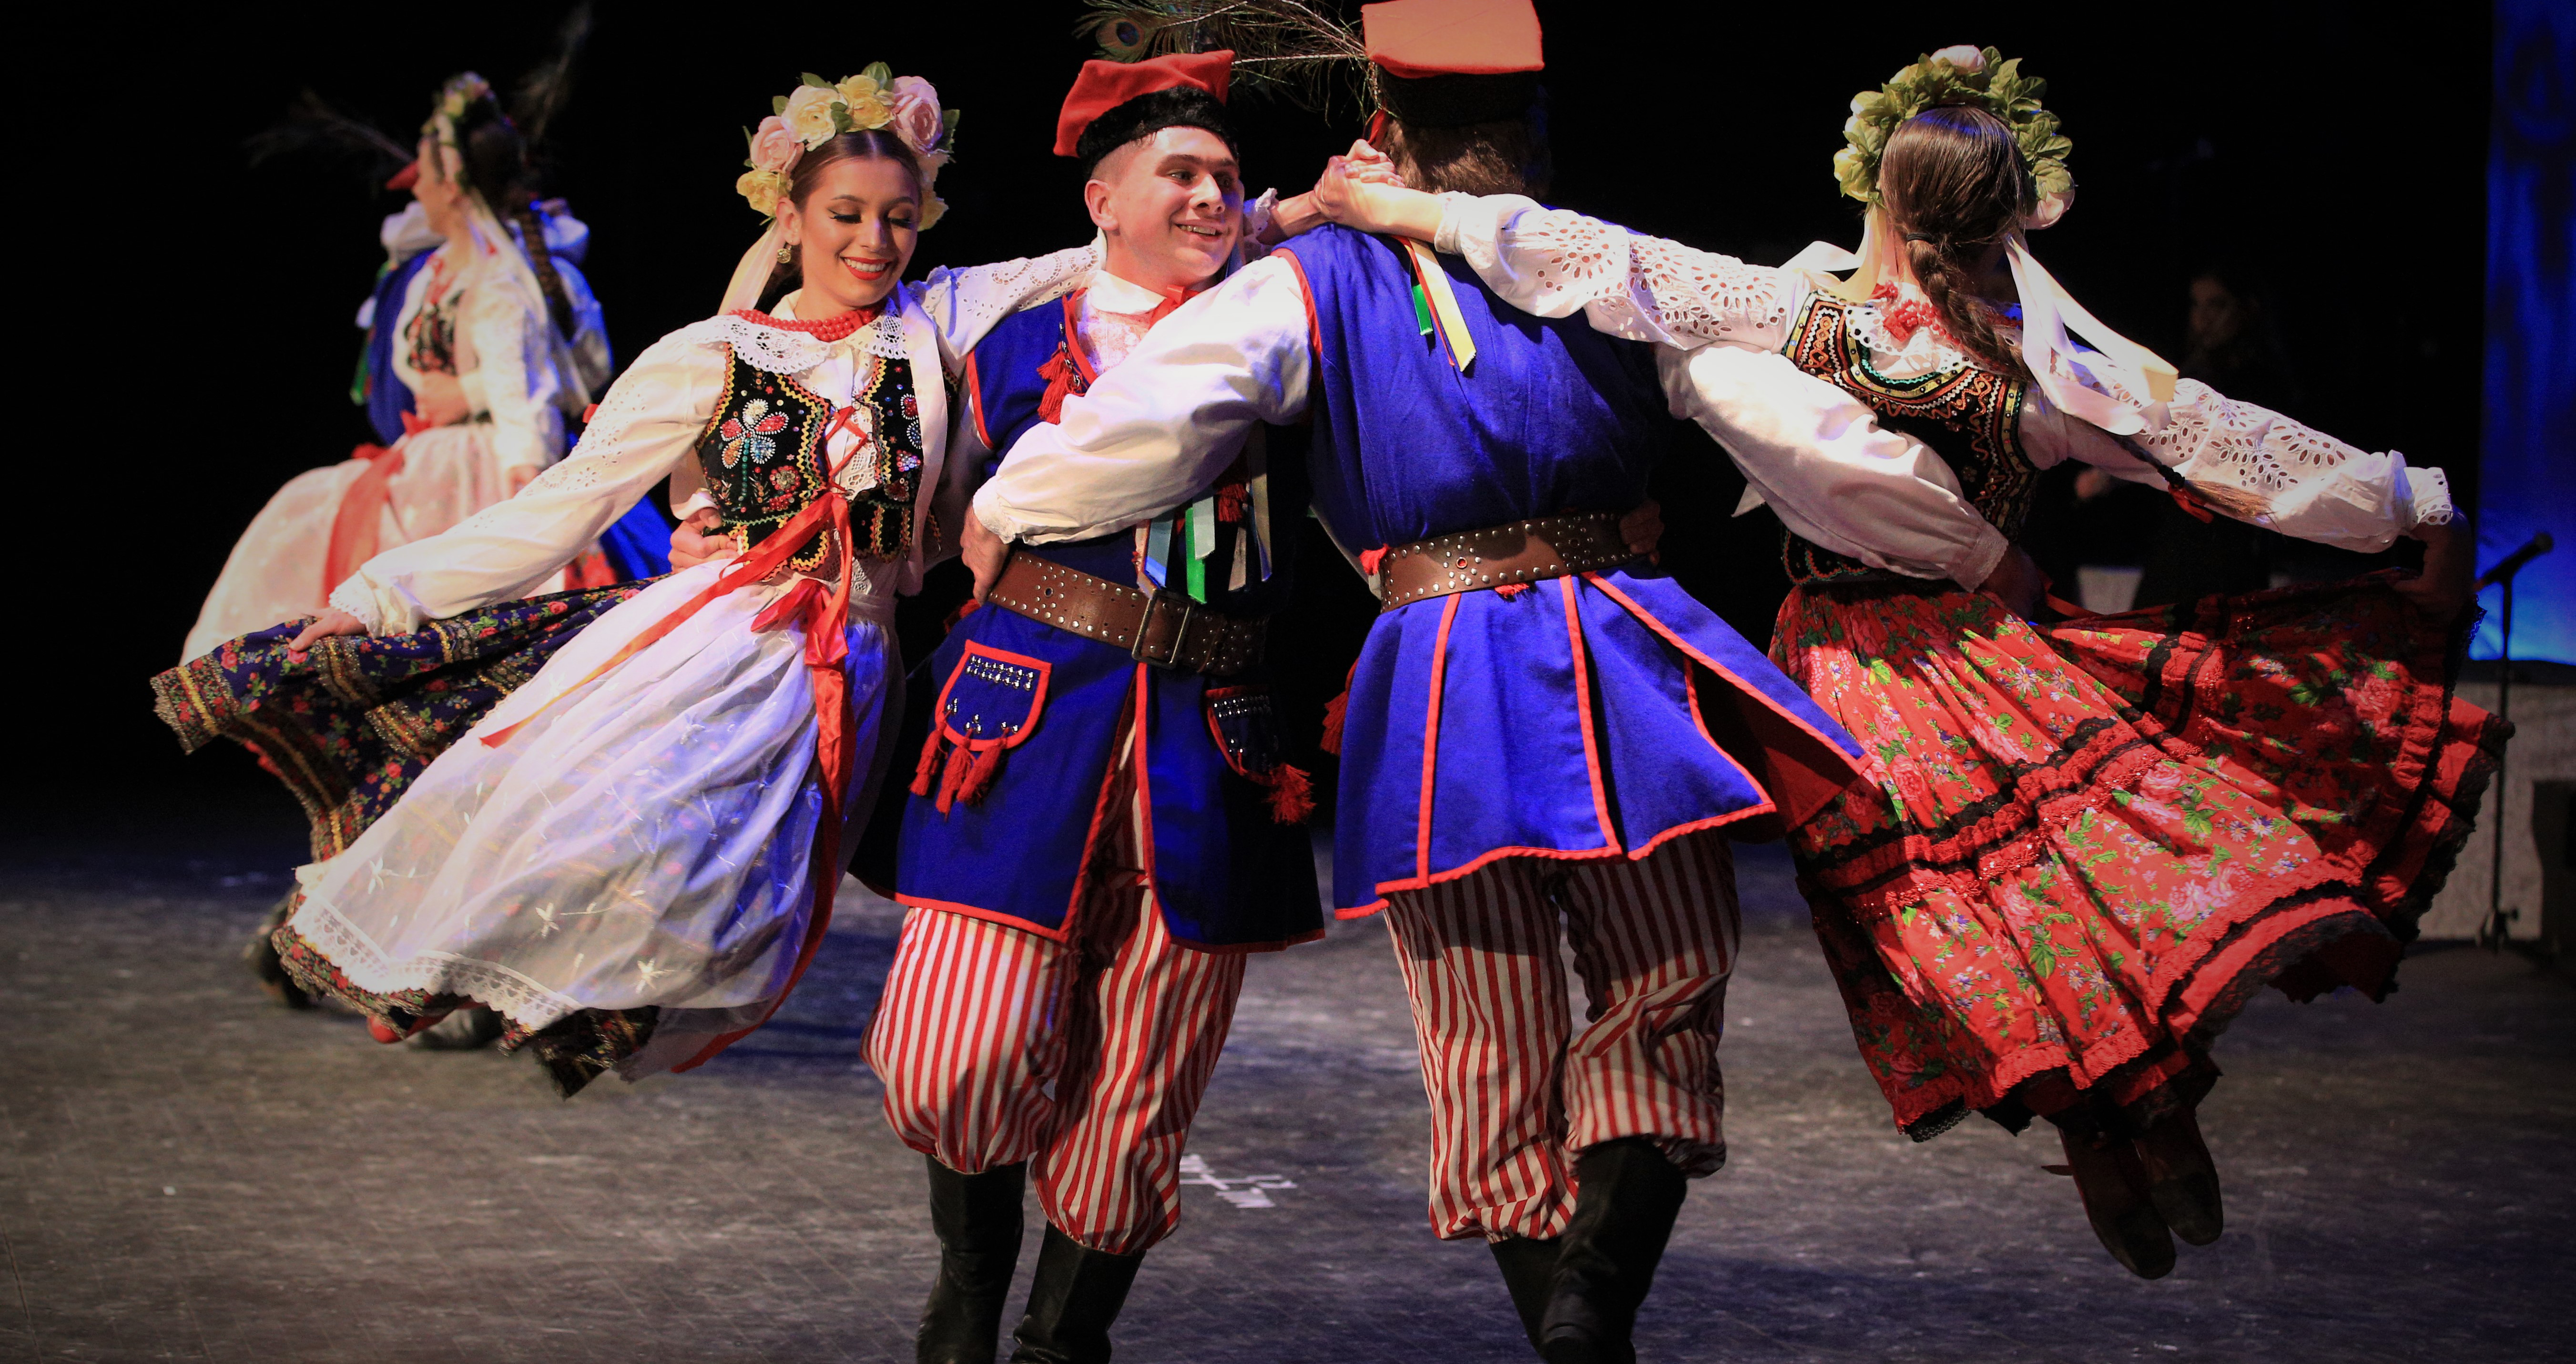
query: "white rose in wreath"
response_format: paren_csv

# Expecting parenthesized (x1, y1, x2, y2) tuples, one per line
(1930, 44, 1987, 73)
(784, 84, 841, 147)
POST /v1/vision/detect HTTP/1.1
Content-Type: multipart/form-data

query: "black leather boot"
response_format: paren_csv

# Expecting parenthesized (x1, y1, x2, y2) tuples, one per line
(1006, 1225, 1145, 1364)
(1488, 1234, 1561, 1353)
(1538, 1139, 1689, 1364)
(917, 1159, 1028, 1364)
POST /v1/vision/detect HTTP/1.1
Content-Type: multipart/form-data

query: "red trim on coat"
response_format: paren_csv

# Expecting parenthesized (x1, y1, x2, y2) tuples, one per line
(1266, 248, 1326, 366)
(1557, 575, 1623, 852)
(1055, 680, 1140, 936)
(1415, 595, 1461, 883)
(930, 641, 1053, 753)
(1336, 803, 1780, 918)
(896, 892, 1074, 944)
(896, 893, 1324, 956)
(1583, 571, 1863, 827)
(1678, 656, 1781, 826)
(1130, 661, 1160, 898)
(961, 349, 994, 455)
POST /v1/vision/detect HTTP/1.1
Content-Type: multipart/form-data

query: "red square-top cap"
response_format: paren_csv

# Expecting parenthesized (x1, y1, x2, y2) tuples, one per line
(1361, 0, 1544, 79)
(1053, 50, 1234, 158)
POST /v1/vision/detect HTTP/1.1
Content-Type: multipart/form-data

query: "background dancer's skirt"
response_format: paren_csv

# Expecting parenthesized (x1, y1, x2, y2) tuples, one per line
(153, 582, 647, 860)
(183, 425, 516, 662)
(240, 567, 895, 1096)
(1770, 571, 2506, 1141)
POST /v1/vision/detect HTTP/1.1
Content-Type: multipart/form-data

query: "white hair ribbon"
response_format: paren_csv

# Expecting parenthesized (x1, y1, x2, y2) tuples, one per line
(720, 218, 791, 316)
(2005, 232, 2175, 438)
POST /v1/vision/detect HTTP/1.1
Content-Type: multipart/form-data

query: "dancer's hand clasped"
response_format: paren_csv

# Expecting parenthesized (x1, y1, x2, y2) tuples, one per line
(961, 507, 1010, 602)
(2395, 518, 2476, 623)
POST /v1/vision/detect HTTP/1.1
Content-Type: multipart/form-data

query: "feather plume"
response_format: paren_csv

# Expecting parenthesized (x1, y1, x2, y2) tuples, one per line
(243, 88, 412, 178)
(1075, 0, 1376, 118)
(511, 1, 595, 150)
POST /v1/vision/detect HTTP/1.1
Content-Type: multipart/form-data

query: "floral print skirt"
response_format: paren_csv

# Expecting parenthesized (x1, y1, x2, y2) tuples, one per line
(153, 582, 649, 862)
(1770, 571, 2505, 1141)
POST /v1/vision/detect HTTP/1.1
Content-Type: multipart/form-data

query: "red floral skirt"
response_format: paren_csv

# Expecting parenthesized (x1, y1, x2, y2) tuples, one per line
(1770, 571, 2505, 1140)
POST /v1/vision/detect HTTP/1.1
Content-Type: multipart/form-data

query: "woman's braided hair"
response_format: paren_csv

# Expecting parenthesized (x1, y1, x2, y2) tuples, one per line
(1881, 104, 2034, 380)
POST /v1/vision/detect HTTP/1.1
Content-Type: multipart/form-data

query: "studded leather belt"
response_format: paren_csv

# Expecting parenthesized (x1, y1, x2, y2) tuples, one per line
(988, 551, 1266, 675)
(1377, 512, 1636, 611)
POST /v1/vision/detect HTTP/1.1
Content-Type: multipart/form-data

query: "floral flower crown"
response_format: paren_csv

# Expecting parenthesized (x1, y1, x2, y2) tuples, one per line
(737, 64, 959, 230)
(1834, 45, 2075, 230)
(419, 72, 501, 190)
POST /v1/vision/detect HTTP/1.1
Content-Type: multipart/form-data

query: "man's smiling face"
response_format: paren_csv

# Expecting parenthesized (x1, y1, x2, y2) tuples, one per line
(1085, 125, 1244, 295)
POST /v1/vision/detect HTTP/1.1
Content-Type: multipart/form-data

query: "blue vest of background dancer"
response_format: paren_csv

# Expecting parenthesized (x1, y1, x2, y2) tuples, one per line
(894, 278, 1323, 951)
(1270, 225, 1867, 914)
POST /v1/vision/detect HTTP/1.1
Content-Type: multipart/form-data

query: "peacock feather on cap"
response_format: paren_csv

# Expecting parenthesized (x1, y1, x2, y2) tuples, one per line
(1075, 0, 1376, 117)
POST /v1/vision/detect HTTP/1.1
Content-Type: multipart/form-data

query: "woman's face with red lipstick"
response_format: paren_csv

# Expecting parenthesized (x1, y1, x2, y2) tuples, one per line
(781, 153, 920, 314)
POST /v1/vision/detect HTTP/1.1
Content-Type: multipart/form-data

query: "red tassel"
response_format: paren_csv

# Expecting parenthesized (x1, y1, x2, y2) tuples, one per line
(1319, 690, 1348, 757)
(1492, 581, 1528, 600)
(957, 743, 1006, 807)
(909, 729, 946, 798)
(1266, 763, 1315, 825)
(1035, 346, 1081, 425)
(1358, 546, 1389, 577)
(935, 739, 977, 814)
(2168, 484, 2217, 523)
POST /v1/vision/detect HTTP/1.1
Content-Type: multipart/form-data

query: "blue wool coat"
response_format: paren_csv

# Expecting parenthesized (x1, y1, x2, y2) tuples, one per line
(1269, 227, 1868, 915)
(892, 295, 1324, 950)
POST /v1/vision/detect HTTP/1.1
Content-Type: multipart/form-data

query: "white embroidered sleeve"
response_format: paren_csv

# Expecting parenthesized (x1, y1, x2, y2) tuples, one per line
(975, 255, 1313, 544)
(913, 243, 1103, 377)
(329, 333, 722, 633)
(1436, 195, 1807, 352)
(463, 280, 568, 474)
(2022, 377, 2454, 553)
(1660, 345, 2008, 588)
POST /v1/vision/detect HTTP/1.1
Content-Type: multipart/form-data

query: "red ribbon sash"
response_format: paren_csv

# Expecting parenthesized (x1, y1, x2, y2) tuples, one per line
(477, 491, 861, 1072)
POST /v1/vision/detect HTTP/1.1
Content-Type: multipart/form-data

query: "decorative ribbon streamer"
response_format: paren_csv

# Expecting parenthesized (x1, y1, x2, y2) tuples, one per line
(2005, 232, 2176, 438)
(1403, 238, 1477, 374)
(323, 439, 411, 595)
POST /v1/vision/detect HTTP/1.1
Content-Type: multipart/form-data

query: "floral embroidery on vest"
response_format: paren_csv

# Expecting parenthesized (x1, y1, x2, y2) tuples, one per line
(694, 339, 928, 571)
(1779, 293, 2038, 586)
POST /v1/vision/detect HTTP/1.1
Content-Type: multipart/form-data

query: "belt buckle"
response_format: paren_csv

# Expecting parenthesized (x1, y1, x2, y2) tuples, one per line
(1131, 589, 1197, 669)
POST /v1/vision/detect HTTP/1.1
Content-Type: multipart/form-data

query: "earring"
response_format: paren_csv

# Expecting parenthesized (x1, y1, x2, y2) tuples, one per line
(776, 244, 794, 264)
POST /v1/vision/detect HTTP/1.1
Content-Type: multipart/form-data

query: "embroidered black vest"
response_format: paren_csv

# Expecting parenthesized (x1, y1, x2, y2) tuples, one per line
(1777, 293, 2039, 587)
(694, 342, 927, 571)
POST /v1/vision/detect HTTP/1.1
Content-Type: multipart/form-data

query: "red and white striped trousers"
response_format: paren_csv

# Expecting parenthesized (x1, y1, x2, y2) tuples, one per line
(1383, 830, 1740, 1242)
(864, 738, 1245, 1257)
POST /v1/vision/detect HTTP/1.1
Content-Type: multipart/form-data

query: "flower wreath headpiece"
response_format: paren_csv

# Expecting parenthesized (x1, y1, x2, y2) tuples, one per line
(737, 65, 959, 231)
(1833, 45, 2074, 230)
(420, 72, 499, 189)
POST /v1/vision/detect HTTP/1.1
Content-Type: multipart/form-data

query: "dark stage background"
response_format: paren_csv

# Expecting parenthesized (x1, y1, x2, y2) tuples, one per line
(34, 3, 2487, 828)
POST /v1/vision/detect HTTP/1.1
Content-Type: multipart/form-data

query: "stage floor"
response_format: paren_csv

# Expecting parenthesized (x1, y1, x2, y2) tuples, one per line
(6, 815, 2570, 1363)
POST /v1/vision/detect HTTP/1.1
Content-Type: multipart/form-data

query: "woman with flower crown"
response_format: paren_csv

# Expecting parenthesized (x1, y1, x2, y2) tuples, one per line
(1313, 44, 2507, 1280)
(167, 68, 1098, 1090)
(183, 74, 619, 664)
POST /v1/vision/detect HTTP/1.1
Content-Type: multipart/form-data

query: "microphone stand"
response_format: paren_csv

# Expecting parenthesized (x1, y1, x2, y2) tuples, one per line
(2477, 531, 2555, 950)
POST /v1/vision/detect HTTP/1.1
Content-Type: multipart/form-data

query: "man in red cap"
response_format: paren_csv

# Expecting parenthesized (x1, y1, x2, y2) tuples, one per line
(859, 52, 1331, 1364)
(958, 3, 1983, 1362)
